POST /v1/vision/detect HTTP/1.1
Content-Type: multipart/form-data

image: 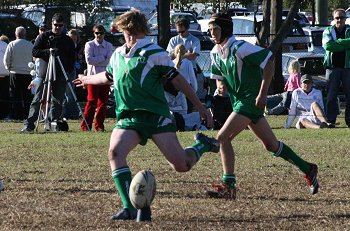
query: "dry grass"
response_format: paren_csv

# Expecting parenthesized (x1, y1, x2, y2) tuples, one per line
(0, 117, 350, 230)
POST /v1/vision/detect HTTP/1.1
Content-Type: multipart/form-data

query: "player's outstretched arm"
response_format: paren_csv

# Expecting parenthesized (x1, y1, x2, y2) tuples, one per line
(73, 72, 110, 88)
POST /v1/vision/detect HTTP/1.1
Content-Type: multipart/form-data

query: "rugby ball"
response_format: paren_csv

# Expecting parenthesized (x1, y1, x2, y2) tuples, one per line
(129, 170, 156, 209)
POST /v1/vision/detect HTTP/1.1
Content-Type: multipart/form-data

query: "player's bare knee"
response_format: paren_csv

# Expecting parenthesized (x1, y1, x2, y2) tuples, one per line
(216, 132, 230, 144)
(108, 148, 118, 161)
(173, 162, 191, 172)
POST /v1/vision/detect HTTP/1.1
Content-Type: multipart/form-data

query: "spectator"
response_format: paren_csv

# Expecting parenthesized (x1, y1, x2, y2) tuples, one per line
(284, 74, 332, 129)
(3, 26, 34, 120)
(207, 80, 233, 130)
(80, 25, 113, 132)
(167, 18, 201, 112)
(322, 8, 350, 128)
(21, 13, 76, 133)
(166, 44, 207, 131)
(265, 60, 301, 115)
(62, 29, 81, 119)
(0, 34, 10, 119)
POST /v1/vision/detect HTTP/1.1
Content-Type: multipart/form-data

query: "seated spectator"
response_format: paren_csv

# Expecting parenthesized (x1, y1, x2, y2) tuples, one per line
(266, 60, 301, 115)
(284, 74, 333, 129)
(165, 44, 206, 131)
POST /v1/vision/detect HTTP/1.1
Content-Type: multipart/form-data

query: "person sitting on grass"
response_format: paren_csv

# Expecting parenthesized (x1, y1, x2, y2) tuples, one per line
(284, 74, 333, 129)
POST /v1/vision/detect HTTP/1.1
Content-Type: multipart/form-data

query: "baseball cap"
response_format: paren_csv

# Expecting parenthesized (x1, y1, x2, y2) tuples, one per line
(301, 74, 313, 83)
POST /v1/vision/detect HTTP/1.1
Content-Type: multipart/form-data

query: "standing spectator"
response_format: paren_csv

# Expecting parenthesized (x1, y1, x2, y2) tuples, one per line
(3, 27, 34, 120)
(20, 13, 75, 133)
(62, 29, 81, 119)
(284, 74, 332, 129)
(0, 35, 10, 119)
(206, 13, 319, 199)
(167, 18, 201, 112)
(80, 25, 113, 132)
(323, 8, 350, 128)
(265, 60, 301, 115)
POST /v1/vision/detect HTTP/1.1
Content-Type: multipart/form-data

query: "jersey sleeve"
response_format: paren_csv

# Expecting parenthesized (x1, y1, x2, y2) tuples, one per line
(237, 42, 272, 70)
(210, 53, 224, 80)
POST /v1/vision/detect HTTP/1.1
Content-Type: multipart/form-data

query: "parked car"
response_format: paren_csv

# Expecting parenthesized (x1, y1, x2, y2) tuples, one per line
(148, 12, 201, 34)
(282, 52, 327, 95)
(0, 14, 38, 42)
(302, 26, 326, 54)
(282, 10, 310, 27)
(88, 5, 131, 33)
(21, 4, 87, 29)
(225, 7, 250, 17)
(231, 15, 310, 51)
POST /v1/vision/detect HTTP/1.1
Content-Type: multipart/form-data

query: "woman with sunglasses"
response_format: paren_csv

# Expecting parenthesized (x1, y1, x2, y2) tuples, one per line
(80, 25, 113, 132)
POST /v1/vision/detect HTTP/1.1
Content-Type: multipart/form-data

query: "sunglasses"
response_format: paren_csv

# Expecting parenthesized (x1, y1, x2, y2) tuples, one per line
(177, 30, 186, 34)
(94, 32, 105, 35)
(335, 16, 346, 20)
(53, 23, 64, 27)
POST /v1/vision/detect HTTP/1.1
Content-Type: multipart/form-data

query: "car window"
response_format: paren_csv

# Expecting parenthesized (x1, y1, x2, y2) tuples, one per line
(299, 58, 325, 75)
(232, 19, 243, 34)
(241, 19, 254, 34)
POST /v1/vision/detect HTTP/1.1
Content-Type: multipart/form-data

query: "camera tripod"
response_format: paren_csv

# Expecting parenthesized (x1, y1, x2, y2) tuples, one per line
(35, 50, 89, 132)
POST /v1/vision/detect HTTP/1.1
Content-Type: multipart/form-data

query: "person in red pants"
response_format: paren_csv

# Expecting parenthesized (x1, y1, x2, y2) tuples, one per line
(81, 24, 113, 132)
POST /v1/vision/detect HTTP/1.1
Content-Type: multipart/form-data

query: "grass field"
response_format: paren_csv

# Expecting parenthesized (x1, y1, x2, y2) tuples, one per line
(1, 117, 350, 230)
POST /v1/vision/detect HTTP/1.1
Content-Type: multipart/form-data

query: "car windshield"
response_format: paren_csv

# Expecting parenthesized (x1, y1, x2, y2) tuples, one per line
(299, 58, 325, 75)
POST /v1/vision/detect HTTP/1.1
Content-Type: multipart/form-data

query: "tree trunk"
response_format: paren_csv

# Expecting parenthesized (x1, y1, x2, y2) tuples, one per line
(158, 0, 170, 49)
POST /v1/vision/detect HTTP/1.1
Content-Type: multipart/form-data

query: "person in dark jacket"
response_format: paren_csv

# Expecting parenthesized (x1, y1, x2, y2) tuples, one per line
(21, 13, 75, 133)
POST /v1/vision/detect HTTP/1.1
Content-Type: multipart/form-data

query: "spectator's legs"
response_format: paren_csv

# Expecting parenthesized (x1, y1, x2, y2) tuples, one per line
(341, 69, 350, 127)
(50, 80, 66, 121)
(325, 68, 341, 124)
(80, 84, 97, 131)
(94, 85, 110, 131)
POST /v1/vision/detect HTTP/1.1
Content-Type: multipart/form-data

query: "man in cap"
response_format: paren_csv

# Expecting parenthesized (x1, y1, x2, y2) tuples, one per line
(284, 74, 332, 129)
(206, 13, 320, 199)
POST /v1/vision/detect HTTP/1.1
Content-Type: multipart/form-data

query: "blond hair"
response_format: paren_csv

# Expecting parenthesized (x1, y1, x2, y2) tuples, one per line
(288, 60, 300, 74)
(114, 8, 150, 35)
(173, 44, 186, 69)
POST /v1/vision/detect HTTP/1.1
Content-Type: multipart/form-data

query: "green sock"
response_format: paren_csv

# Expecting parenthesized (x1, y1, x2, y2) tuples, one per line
(190, 140, 211, 159)
(273, 142, 311, 174)
(221, 174, 236, 189)
(111, 166, 135, 210)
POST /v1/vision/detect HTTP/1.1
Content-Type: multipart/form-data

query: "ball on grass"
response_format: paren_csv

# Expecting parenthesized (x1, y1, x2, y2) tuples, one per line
(129, 170, 156, 209)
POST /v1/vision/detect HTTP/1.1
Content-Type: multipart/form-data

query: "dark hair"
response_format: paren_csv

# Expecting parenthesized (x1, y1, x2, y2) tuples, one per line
(93, 24, 106, 33)
(175, 18, 190, 30)
(52, 13, 65, 23)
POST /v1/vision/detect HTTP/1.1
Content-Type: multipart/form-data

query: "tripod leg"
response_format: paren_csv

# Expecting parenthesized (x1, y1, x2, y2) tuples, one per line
(43, 55, 54, 132)
(56, 56, 90, 131)
(35, 57, 52, 132)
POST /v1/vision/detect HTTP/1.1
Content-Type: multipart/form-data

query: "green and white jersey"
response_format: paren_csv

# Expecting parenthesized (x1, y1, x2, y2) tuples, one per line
(106, 39, 176, 119)
(210, 36, 272, 115)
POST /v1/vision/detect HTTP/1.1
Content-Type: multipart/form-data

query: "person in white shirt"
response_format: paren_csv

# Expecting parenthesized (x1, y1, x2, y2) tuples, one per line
(284, 74, 332, 129)
(3, 27, 34, 120)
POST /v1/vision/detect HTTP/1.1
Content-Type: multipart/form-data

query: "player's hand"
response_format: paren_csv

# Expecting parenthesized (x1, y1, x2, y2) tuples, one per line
(255, 93, 267, 109)
(72, 74, 86, 89)
(198, 107, 214, 128)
